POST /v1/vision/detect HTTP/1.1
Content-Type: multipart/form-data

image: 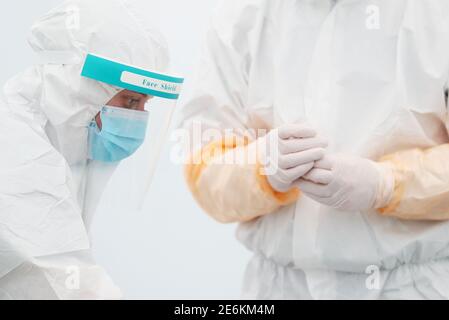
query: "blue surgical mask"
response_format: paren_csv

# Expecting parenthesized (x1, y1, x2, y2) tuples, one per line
(88, 105, 149, 162)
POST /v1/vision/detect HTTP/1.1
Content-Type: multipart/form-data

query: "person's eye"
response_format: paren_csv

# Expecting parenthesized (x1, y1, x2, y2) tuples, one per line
(127, 98, 140, 109)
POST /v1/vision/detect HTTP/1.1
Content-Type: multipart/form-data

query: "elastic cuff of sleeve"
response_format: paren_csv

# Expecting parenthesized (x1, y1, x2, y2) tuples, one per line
(377, 159, 405, 215)
(256, 161, 300, 206)
(373, 162, 395, 209)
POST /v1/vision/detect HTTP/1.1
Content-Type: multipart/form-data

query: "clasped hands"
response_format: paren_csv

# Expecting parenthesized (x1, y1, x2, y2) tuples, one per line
(259, 124, 394, 211)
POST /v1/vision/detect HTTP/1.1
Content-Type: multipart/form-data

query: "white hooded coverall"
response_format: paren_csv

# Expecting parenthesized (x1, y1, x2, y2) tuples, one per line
(0, 0, 168, 299)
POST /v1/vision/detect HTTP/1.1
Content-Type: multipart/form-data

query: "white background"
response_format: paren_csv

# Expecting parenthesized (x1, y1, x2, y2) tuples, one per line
(0, 0, 251, 299)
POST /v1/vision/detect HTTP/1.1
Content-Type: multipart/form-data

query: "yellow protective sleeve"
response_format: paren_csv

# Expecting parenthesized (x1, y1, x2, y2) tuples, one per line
(378, 143, 449, 220)
(185, 137, 300, 223)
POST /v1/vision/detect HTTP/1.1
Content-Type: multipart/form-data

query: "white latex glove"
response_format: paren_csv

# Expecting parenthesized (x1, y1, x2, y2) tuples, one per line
(297, 154, 395, 211)
(260, 124, 328, 193)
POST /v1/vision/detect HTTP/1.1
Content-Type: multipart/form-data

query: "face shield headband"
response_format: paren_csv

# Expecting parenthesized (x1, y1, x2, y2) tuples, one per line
(80, 53, 183, 100)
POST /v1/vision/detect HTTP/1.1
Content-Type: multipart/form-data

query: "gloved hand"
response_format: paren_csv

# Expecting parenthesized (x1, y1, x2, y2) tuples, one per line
(297, 154, 395, 211)
(259, 124, 328, 193)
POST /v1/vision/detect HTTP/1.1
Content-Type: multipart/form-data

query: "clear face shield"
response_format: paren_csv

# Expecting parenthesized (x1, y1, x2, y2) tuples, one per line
(80, 53, 184, 212)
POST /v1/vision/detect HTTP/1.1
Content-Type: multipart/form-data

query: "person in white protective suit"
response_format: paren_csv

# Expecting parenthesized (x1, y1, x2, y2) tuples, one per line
(0, 0, 170, 299)
(180, 0, 449, 299)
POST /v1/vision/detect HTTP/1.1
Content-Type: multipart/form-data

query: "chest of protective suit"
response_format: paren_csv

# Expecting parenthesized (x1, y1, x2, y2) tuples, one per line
(245, 0, 449, 157)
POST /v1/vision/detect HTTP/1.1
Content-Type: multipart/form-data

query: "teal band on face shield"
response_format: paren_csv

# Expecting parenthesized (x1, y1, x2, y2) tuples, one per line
(81, 53, 184, 100)
(88, 106, 149, 163)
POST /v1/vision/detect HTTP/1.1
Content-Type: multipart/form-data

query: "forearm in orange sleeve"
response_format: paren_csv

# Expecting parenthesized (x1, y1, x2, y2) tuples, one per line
(185, 136, 299, 223)
(378, 143, 449, 220)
